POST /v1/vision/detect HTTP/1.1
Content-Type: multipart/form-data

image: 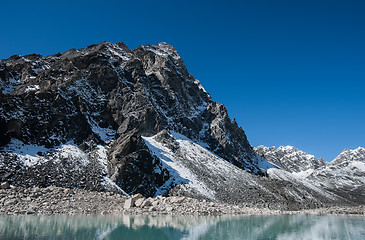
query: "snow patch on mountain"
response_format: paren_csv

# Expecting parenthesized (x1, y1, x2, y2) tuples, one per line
(106, 44, 132, 61)
(1, 139, 49, 167)
(0, 139, 124, 193)
(193, 79, 208, 94)
(1, 77, 20, 94)
(292, 169, 314, 179)
(25, 84, 40, 93)
(143, 133, 215, 199)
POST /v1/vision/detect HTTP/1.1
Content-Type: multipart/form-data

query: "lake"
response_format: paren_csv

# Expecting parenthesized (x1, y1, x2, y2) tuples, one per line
(0, 214, 364, 240)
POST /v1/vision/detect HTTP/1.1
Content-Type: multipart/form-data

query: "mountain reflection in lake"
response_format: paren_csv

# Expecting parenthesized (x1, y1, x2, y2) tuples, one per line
(0, 214, 364, 240)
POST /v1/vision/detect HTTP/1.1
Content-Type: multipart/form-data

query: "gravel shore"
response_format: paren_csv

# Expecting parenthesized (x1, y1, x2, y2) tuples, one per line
(0, 186, 364, 216)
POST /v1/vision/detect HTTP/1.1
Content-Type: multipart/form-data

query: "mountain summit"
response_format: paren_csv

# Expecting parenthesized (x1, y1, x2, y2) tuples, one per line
(0, 42, 268, 196)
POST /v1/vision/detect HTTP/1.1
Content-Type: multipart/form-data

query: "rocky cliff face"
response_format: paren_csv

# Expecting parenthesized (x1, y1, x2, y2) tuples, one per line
(0, 41, 262, 198)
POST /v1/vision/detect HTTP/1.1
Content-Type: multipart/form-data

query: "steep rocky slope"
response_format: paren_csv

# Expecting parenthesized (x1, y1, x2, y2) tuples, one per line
(142, 131, 340, 209)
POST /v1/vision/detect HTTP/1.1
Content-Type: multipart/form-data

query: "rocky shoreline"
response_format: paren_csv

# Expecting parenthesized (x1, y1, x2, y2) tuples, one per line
(0, 186, 364, 216)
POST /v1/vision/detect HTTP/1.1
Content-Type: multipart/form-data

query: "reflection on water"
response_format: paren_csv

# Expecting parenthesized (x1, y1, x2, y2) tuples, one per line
(0, 214, 364, 240)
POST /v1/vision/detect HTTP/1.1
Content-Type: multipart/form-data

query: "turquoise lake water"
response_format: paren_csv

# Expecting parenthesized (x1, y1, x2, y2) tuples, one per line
(0, 214, 364, 240)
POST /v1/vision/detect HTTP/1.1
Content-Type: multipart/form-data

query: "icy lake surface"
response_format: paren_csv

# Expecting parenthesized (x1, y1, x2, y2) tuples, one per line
(0, 214, 364, 240)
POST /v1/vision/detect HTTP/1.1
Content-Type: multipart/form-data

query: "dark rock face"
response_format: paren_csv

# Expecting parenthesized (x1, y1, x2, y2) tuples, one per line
(0, 41, 259, 197)
(108, 130, 171, 197)
(201, 102, 255, 171)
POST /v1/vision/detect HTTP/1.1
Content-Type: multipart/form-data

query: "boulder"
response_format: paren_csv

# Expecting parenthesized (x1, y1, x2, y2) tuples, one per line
(152, 200, 159, 207)
(170, 196, 185, 204)
(134, 198, 145, 207)
(4, 199, 18, 206)
(140, 198, 152, 208)
(124, 198, 135, 209)
(0, 182, 10, 189)
(26, 209, 36, 215)
(132, 193, 144, 202)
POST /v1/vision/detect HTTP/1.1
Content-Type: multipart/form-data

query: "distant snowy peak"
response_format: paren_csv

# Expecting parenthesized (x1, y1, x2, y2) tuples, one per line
(331, 147, 365, 165)
(254, 145, 326, 173)
(307, 147, 365, 202)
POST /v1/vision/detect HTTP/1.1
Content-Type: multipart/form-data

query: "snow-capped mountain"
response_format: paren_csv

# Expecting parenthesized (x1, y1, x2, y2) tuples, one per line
(307, 147, 365, 204)
(0, 41, 363, 208)
(255, 145, 365, 204)
(331, 147, 365, 165)
(254, 145, 326, 173)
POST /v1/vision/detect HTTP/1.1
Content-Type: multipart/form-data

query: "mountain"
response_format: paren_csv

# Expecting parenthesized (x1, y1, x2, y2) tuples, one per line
(255, 145, 365, 204)
(307, 147, 365, 204)
(0, 41, 268, 195)
(0, 41, 362, 209)
(254, 145, 326, 173)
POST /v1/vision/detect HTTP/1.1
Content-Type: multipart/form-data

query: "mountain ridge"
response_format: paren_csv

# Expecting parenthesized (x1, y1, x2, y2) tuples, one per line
(255, 145, 365, 204)
(254, 145, 326, 173)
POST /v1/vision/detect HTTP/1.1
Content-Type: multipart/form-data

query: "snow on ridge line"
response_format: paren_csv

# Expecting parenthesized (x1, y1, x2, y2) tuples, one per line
(332, 146, 365, 163)
(193, 79, 208, 94)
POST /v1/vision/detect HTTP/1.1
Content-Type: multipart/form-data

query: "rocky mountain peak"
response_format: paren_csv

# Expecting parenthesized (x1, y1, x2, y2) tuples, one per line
(0, 41, 264, 197)
(331, 147, 365, 165)
(144, 42, 181, 60)
(254, 145, 326, 173)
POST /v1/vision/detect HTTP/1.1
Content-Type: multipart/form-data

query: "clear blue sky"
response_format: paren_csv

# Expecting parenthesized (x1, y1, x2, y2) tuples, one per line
(1, 0, 364, 161)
